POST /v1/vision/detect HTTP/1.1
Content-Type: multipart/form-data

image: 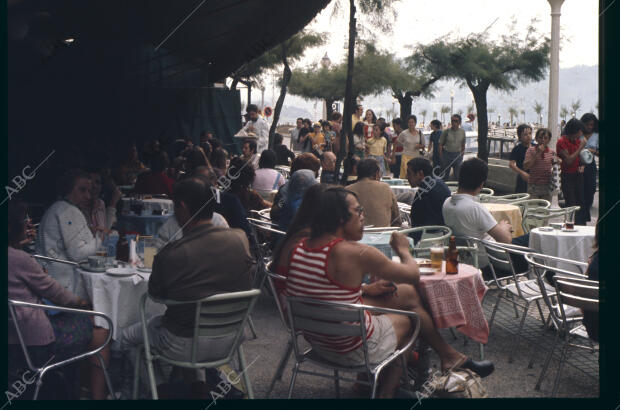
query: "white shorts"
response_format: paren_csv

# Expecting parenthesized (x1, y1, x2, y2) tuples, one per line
(311, 314, 398, 367)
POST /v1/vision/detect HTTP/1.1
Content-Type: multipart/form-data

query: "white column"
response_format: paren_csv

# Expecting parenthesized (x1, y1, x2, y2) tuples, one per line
(547, 0, 564, 146)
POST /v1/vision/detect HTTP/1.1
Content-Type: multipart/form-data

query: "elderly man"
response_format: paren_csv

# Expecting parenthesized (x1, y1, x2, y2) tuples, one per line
(121, 176, 254, 375)
(283, 186, 494, 398)
(242, 104, 269, 153)
(347, 158, 401, 227)
(320, 151, 337, 184)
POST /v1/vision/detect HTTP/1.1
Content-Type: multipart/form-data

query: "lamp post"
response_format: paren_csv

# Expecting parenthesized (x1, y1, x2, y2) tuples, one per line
(547, 0, 565, 147)
(321, 53, 331, 120)
(450, 89, 455, 116)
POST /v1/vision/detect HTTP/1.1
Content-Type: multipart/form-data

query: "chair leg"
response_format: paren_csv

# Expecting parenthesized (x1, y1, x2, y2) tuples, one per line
(133, 347, 142, 399)
(534, 299, 546, 324)
(334, 370, 340, 398)
(33, 377, 43, 400)
(535, 330, 560, 390)
(237, 346, 254, 399)
(551, 340, 570, 397)
(287, 362, 300, 399)
(508, 302, 530, 364)
(97, 353, 116, 399)
(400, 354, 412, 391)
(247, 316, 258, 340)
(370, 371, 381, 399)
(488, 294, 502, 330)
(145, 354, 158, 399)
(265, 341, 292, 398)
(508, 293, 520, 318)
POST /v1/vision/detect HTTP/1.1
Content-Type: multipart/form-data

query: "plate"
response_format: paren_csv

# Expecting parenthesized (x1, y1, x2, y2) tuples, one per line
(419, 267, 437, 275)
(106, 267, 136, 277)
(561, 228, 578, 232)
(79, 262, 108, 273)
(537, 227, 554, 232)
(136, 266, 152, 273)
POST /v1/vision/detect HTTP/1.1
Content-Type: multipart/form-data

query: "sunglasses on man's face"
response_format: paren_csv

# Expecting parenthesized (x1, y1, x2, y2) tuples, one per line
(353, 205, 364, 217)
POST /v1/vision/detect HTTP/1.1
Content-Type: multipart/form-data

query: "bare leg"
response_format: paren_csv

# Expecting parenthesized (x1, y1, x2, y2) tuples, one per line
(375, 313, 412, 398)
(364, 284, 466, 372)
(90, 327, 111, 400)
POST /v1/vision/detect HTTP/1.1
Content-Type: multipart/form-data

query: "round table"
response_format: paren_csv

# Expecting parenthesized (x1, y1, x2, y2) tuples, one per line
(528, 225, 595, 270)
(117, 213, 174, 236)
(360, 233, 414, 259)
(79, 268, 166, 341)
(418, 262, 489, 344)
(482, 203, 524, 237)
(120, 197, 174, 214)
(381, 178, 409, 186)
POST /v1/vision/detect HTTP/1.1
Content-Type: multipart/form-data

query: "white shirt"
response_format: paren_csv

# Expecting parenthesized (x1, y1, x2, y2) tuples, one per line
(442, 194, 497, 266)
(243, 117, 270, 153)
(35, 200, 100, 298)
(156, 212, 229, 245)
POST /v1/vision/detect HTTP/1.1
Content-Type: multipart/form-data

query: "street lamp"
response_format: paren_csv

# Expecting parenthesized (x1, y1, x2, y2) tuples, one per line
(450, 89, 455, 116)
(321, 53, 331, 120)
(321, 52, 331, 69)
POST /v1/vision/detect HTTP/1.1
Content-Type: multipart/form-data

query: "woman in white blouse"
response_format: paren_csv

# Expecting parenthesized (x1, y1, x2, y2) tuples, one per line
(396, 114, 425, 178)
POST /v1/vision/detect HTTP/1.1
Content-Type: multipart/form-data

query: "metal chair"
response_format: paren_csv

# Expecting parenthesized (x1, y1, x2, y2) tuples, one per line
(8, 300, 116, 400)
(509, 199, 551, 217)
(521, 206, 581, 233)
(397, 202, 411, 228)
(133, 290, 261, 399)
(481, 241, 556, 363)
(523, 253, 592, 394)
(479, 193, 530, 203)
(445, 181, 458, 193)
(285, 296, 420, 399)
(264, 271, 294, 398)
(398, 226, 452, 252)
(275, 166, 291, 179)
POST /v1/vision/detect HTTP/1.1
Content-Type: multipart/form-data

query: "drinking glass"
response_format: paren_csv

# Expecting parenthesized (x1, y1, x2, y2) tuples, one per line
(564, 210, 575, 230)
(430, 242, 444, 271)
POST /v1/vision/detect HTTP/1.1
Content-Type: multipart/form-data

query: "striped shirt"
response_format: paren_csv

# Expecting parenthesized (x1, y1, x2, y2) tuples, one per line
(284, 237, 374, 353)
(524, 146, 555, 184)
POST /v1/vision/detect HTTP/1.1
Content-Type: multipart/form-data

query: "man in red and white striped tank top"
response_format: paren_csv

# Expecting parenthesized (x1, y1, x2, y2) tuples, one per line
(284, 187, 494, 397)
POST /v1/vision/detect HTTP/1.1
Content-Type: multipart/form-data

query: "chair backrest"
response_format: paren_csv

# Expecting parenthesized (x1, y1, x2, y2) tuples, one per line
(522, 206, 581, 233)
(285, 296, 371, 372)
(489, 193, 531, 203)
(399, 226, 452, 248)
(554, 276, 598, 331)
(509, 199, 551, 216)
(143, 289, 261, 366)
(8, 300, 113, 374)
(480, 187, 495, 196)
(524, 252, 589, 327)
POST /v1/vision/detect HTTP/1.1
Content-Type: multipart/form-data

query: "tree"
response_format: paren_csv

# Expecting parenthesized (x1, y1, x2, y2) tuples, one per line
(560, 105, 569, 122)
(420, 109, 428, 127)
(508, 107, 518, 125)
(266, 31, 324, 148)
(440, 105, 451, 123)
(409, 20, 550, 161)
(533, 101, 544, 124)
(571, 99, 581, 118)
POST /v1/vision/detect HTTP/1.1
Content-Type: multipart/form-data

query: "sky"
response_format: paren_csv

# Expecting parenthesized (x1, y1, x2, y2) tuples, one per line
(301, 0, 599, 69)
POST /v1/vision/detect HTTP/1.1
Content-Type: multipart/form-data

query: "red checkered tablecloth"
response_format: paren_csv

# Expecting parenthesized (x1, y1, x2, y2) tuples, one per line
(418, 263, 489, 344)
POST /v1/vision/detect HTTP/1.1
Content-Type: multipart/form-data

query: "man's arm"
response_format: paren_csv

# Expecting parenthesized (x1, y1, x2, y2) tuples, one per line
(558, 138, 586, 165)
(508, 160, 529, 181)
(359, 233, 419, 286)
(487, 220, 513, 244)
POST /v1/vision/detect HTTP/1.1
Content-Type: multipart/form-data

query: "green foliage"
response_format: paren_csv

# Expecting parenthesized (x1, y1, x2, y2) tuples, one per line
(571, 99, 581, 117)
(231, 30, 324, 88)
(560, 105, 569, 121)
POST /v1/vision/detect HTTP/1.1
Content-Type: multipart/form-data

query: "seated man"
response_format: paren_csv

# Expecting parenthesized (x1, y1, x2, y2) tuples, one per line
(273, 132, 296, 165)
(442, 157, 530, 280)
(284, 187, 493, 398)
(405, 157, 452, 242)
(241, 139, 259, 170)
(348, 158, 401, 227)
(121, 176, 255, 367)
(319, 151, 337, 184)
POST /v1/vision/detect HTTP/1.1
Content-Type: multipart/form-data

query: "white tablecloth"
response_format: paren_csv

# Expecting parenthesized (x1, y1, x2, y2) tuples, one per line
(120, 198, 174, 214)
(79, 268, 166, 340)
(528, 226, 595, 270)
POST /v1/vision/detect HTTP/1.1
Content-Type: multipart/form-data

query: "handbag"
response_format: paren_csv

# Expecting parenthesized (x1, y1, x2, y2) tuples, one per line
(426, 369, 488, 399)
(549, 152, 561, 195)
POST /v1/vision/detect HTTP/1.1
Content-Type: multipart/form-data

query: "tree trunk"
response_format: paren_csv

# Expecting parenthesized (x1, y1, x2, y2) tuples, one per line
(335, 0, 357, 184)
(398, 94, 412, 120)
(469, 83, 489, 162)
(325, 98, 335, 121)
(269, 46, 291, 150)
(247, 85, 251, 105)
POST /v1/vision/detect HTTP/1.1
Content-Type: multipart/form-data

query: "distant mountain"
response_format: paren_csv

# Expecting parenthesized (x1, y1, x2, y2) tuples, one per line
(271, 65, 598, 125)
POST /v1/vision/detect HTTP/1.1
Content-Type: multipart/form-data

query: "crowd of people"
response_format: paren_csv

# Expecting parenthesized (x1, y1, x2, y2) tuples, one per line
(7, 102, 599, 400)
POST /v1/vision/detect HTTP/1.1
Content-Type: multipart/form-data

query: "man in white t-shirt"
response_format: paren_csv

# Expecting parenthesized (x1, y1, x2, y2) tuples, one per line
(442, 158, 530, 280)
(242, 104, 269, 153)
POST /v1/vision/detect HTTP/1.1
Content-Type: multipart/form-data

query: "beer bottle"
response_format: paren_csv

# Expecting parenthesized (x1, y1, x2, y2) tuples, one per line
(446, 236, 459, 275)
